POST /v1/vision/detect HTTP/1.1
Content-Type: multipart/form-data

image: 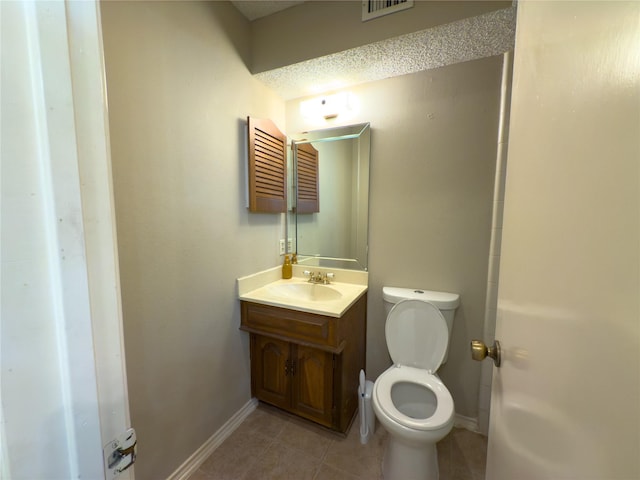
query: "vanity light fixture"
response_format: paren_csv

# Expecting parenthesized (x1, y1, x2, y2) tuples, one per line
(300, 92, 357, 121)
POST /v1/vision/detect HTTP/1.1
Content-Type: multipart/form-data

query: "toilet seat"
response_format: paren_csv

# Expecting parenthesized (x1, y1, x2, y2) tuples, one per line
(374, 366, 454, 431)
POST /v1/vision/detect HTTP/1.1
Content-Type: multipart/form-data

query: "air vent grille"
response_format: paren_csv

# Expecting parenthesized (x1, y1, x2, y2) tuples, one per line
(362, 0, 414, 21)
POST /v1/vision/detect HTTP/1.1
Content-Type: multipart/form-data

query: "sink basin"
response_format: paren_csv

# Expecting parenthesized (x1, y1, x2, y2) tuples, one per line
(266, 282, 343, 302)
(238, 267, 368, 316)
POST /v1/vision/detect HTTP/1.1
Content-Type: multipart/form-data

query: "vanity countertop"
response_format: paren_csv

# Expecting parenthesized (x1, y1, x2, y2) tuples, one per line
(237, 265, 368, 317)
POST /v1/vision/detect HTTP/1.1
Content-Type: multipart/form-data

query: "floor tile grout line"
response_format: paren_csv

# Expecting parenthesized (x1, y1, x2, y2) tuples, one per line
(310, 462, 322, 480)
(311, 445, 332, 480)
(318, 435, 333, 464)
(237, 409, 288, 480)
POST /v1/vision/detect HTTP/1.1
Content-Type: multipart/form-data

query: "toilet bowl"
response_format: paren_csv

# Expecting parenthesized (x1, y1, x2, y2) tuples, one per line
(373, 288, 460, 480)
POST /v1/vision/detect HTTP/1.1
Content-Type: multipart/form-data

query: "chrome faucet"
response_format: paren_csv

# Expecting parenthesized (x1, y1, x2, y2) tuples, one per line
(303, 270, 335, 284)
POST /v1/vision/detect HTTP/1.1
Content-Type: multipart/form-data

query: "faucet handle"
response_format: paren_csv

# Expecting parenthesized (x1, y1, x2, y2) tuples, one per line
(324, 272, 335, 284)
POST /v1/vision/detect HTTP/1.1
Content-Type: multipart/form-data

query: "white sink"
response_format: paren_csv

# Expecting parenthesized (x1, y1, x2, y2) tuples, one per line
(237, 266, 368, 317)
(266, 282, 343, 302)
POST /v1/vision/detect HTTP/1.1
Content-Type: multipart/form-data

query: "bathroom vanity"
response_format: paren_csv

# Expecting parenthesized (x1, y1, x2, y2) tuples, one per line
(238, 266, 367, 433)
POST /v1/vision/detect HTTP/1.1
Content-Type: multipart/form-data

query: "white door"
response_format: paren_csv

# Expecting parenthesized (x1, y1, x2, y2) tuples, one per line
(486, 1, 640, 478)
(1, 1, 132, 478)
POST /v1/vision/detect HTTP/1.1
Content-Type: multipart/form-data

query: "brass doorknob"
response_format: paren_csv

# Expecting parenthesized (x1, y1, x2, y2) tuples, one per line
(470, 339, 501, 367)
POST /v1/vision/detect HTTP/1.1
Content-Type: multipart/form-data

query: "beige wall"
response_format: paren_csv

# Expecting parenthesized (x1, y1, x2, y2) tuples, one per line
(251, 0, 510, 73)
(287, 55, 502, 418)
(100, 2, 285, 478)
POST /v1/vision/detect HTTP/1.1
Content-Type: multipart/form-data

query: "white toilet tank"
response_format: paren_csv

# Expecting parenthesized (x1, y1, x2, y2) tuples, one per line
(382, 286, 460, 363)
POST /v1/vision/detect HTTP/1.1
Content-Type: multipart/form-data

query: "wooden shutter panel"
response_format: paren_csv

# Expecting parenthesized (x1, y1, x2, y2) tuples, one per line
(247, 117, 287, 213)
(296, 142, 319, 214)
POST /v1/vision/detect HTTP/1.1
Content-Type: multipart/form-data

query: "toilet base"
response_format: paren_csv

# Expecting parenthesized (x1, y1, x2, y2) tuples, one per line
(382, 436, 439, 480)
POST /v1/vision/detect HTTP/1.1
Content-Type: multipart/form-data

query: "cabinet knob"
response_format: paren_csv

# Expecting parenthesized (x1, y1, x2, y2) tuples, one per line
(285, 360, 296, 376)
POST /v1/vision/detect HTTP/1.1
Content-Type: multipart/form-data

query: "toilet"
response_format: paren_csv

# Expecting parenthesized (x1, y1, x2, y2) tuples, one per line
(373, 287, 460, 480)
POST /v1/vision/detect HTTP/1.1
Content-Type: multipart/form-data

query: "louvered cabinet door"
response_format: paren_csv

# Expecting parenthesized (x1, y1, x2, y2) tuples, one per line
(247, 117, 287, 213)
(295, 142, 319, 214)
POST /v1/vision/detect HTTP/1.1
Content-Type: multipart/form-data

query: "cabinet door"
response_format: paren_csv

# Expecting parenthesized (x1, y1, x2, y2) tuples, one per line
(252, 335, 290, 408)
(291, 345, 334, 427)
(247, 117, 287, 213)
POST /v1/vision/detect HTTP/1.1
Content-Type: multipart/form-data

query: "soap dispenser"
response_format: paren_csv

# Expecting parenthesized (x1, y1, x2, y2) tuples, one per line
(282, 254, 292, 279)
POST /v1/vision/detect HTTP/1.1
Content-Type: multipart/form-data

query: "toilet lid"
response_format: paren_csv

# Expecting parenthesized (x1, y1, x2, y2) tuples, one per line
(386, 299, 448, 372)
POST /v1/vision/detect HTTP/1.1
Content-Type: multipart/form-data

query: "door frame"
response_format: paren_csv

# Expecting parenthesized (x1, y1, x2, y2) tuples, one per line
(1, 1, 132, 478)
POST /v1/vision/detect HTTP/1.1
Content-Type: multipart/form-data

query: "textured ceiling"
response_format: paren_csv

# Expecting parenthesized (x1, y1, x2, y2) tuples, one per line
(230, 1, 305, 21)
(255, 7, 516, 100)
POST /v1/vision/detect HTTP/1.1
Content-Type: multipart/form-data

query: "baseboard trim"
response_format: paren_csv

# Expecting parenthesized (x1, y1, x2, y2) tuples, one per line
(454, 413, 480, 433)
(167, 398, 258, 480)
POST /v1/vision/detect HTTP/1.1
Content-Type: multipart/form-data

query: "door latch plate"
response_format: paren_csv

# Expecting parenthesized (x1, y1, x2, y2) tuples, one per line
(103, 428, 137, 479)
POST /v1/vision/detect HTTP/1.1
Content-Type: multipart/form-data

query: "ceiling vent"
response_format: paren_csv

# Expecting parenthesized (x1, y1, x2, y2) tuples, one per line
(362, 0, 414, 21)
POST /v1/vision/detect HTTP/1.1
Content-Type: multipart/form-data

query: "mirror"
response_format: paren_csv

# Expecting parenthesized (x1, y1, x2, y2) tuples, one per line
(289, 123, 370, 271)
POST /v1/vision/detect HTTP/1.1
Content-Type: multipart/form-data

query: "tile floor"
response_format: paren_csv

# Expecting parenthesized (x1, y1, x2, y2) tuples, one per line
(188, 403, 487, 480)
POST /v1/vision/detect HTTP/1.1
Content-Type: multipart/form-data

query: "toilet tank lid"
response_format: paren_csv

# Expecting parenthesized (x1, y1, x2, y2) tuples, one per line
(382, 287, 460, 310)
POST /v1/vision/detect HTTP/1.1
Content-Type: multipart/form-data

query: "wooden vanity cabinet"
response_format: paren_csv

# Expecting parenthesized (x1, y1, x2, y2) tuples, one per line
(252, 336, 334, 427)
(240, 294, 366, 433)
